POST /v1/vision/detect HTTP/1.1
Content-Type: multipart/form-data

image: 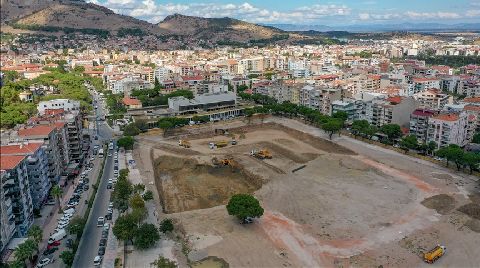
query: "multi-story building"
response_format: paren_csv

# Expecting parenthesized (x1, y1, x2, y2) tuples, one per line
(37, 99, 80, 115)
(1, 143, 50, 209)
(427, 112, 470, 149)
(408, 77, 440, 96)
(413, 89, 452, 110)
(0, 155, 34, 238)
(370, 96, 418, 128)
(299, 85, 343, 115)
(458, 78, 480, 97)
(409, 109, 436, 143)
(0, 171, 16, 253)
(18, 125, 64, 183)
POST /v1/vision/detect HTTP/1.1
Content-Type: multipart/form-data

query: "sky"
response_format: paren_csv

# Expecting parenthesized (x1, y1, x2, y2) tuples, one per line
(88, 0, 480, 25)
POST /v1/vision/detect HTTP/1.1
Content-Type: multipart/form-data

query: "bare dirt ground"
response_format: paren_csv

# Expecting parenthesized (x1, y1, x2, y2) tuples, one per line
(134, 117, 480, 268)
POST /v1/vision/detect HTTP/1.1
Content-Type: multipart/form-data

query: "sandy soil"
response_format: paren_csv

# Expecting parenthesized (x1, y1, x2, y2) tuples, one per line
(134, 118, 480, 268)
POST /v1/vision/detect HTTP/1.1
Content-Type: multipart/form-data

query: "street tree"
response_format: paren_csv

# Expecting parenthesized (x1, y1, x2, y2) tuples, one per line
(134, 223, 160, 250)
(143, 190, 154, 201)
(113, 213, 138, 243)
(27, 225, 43, 244)
(321, 118, 343, 139)
(60, 250, 75, 267)
(117, 136, 134, 150)
(436, 144, 464, 169)
(159, 219, 174, 234)
(14, 239, 37, 266)
(400, 135, 418, 153)
(133, 183, 145, 194)
(472, 133, 480, 144)
(427, 141, 437, 155)
(332, 111, 348, 122)
(51, 185, 63, 213)
(112, 175, 133, 212)
(462, 152, 480, 174)
(68, 217, 86, 239)
(129, 193, 145, 210)
(123, 123, 141, 136)
(380, 124, 402, 143)
(351, 120, 370, 138)
(158, 120, 174, 137)
(151, 256, 177, 268)
(226, 194, 264, 222)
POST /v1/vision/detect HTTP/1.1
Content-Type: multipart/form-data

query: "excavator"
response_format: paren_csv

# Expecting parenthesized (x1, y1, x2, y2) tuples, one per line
(178, 139, 191, 148)
(251, 148, 272, 159)
(212, 157, 236, 167)
(423, 245, 446, 264)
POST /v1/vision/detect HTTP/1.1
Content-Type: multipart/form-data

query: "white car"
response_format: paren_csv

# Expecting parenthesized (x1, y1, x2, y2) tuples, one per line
(103, 223, 110, 231)
(36, 258, 50, 268)
(108, 202, 114, 209)
(108, 153, 112, 157)
(93, 256, 103, 266)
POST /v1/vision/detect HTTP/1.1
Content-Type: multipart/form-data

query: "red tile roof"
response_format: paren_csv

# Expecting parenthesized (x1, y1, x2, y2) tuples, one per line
(122, 97, 141, 106)
(0, 155, 26, 170)
(18, 125, 55, 137)
(464, 97, 480, 103)
(432, 113, 459, 122)
(1, 143, 43, 155)
(412, 109, 435, 117)
(387, 96, 403, 104)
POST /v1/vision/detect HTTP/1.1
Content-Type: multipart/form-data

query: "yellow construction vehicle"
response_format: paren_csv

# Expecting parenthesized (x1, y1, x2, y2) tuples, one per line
(212, 157, 236, 167)
(423, 245, 446, 264)
(251, 149, 272, 159)
(178, 139, 191, 148)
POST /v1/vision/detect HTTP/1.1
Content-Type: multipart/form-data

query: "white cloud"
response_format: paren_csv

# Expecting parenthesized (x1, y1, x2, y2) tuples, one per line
(359, 13, 370, 20)
(466, 9, 480, 17)
(404, 11, 460, 19)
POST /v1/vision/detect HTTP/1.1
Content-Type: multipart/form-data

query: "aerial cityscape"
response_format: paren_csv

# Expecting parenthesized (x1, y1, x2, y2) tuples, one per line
(1, 0, 480, 268)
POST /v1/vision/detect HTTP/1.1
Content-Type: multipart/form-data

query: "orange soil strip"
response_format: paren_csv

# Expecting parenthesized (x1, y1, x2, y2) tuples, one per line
(354, 155, 437, 193)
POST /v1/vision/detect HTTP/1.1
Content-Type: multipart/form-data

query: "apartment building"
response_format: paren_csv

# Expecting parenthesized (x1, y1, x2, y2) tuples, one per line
(0, 155, 34, 238)
(37, 99, 80, 115)
(370, 96, 418, 128)
(427, 112, 470, 149)
(299, 85, 343, 115)
(409, 109, 437, 143)
(458, 78, 480, 97)
(331, 99, 364, 121)
(193, 81, 228, 95)
(18, 125, 64, 183)
(408, 77, 440, 96)
(1, 143, 50, 209)
(413, 89, 452, 110)
(154, 67, 170, 82)
(0, 171, 16, 253)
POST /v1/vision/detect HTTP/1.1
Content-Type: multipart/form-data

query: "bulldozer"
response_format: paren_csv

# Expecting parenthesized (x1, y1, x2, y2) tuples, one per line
(423, 245, 446, 264)
(251, 148, 272, 159)
(178, 139, 191, 148)
(212, 157, 236, 167)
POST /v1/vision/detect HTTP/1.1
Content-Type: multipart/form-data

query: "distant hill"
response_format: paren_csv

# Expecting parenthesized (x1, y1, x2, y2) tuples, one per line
(157, 13, 286, 42)
(1, 0, 164, 35)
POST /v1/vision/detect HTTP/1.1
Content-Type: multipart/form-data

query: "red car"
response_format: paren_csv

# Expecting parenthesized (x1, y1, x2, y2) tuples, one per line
(47, 241, 60, 249)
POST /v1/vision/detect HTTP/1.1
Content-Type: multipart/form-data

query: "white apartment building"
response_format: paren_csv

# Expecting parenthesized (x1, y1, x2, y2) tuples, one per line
(154, 67, 170, 82)
(37, 99, 80, 115)
(427, 112, 470, 149)
(413, 89, 452, 110)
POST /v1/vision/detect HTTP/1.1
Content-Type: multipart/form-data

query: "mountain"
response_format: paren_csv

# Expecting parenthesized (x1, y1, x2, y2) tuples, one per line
(157, 14, 285, 42)
(1, 0, 164, 34)
(267, 22, 480, 33)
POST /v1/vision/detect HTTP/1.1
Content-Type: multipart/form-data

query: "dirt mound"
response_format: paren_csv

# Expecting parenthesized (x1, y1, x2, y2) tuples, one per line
(256, 141, 318, 164)
(465, 219, 480, 233)
(154, 155, 262, 213)
(458, 203, 480, 220)
(421, 194, 456, 214)
(191, 256, 229, 268)
(154, 143, 200, 156)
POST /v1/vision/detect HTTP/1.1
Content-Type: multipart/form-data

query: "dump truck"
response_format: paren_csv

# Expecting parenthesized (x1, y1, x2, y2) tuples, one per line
(423, 245, 446, 264)
(178, 140, 191, 148)
(251, 149, 272, 159)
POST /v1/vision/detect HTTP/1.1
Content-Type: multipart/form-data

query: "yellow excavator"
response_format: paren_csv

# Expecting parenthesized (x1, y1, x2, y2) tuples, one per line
(212, 157, 236, 167)
(251, 148, 272, 159)
(423, 245, 446, 264)
(178, 139, 191, 148)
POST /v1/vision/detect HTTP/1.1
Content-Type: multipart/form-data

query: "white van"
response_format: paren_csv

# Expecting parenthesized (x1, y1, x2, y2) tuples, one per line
(48, 229, 67, 244)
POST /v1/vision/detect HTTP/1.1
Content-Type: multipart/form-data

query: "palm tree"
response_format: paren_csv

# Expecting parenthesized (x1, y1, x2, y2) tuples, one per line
(15, 239, 37, 266)
(51, 185, 63, 213)
(27, 225, 43, 244)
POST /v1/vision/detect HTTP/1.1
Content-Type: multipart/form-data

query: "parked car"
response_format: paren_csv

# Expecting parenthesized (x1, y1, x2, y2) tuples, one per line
(97, 217, 105, 227)
(103, 223, 110, 231)
(101, 230, 108, 239)
(47, 241, 60, 249)
(105, 213, 112, 220)
(42, 247, 58, 256)
(35, 258, 51, 268)
(99, 238, 107, 247)
(93, 256, 103, 266)
(98, 246, 105, 256)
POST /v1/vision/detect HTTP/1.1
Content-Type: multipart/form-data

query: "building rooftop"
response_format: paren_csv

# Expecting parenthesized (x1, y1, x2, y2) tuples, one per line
(0, 155, 26, 170)
(432, 113, 460, 122)
(18, 125, 56, 137)
(1, 143, 43, 155)
(122, 97, 142, 106)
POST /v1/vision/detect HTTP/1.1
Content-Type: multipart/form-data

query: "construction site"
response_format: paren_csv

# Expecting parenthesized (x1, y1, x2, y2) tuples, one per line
(134, 116, 480, 268)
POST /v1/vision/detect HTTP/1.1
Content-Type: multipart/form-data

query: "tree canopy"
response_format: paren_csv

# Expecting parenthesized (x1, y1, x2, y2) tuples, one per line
(226, 194, 264, 221)
(134, 223, 160, 250)
(117, 136, 135, 150)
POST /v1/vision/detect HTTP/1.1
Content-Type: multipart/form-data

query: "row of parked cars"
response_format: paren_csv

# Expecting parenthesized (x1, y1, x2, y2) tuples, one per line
(93, 144, 117, 266)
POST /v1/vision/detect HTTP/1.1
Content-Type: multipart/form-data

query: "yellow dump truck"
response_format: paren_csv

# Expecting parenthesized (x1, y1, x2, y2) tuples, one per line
(215, 140, 228, 148)
(212, 157, 236, 167)
(251, 149, 273, 159)
(423, 245, 446, 264)
(178, 139, 191, 148)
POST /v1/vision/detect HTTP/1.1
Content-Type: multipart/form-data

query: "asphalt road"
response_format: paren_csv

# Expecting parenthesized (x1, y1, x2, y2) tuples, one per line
(72, 90, 114, 268)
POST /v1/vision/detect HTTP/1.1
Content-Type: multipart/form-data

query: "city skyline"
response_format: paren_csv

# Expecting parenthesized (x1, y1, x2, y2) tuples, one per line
(88, 0, 480, 25)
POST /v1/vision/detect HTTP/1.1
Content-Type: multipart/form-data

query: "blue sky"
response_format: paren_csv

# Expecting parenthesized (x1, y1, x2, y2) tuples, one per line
(89, 0, 480, 25)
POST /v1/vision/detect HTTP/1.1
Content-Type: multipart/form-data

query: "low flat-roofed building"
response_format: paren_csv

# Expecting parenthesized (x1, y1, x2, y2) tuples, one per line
(168, 92, 237, 114)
